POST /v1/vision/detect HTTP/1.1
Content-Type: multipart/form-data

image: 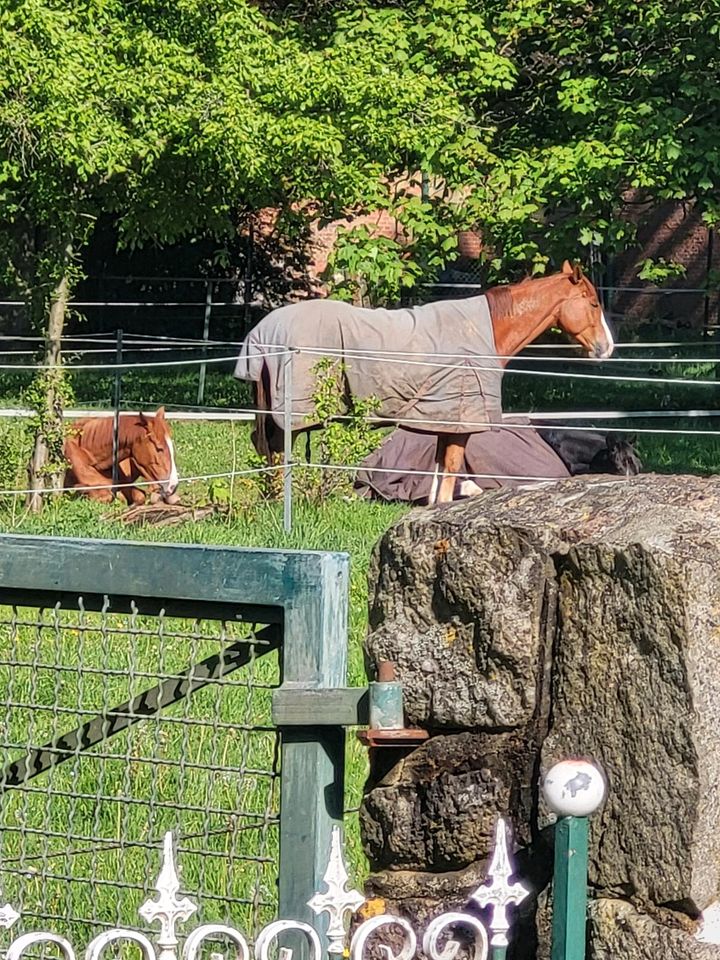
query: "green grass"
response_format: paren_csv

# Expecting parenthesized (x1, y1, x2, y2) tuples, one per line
(0, 362, 249, 411)
(0, 417, 407, 945)
(0, 608, 281, 942)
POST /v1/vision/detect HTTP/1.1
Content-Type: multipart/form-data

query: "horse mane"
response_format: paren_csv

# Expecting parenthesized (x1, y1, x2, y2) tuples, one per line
(485, 285, 514, 322)
(486, 266, 599, 323)
(77, 414, 158, 453)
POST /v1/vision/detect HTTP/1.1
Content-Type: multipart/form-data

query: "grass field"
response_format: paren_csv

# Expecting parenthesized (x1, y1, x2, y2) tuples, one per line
(0, 416, 407, 946)
(0, 343, 719, 946)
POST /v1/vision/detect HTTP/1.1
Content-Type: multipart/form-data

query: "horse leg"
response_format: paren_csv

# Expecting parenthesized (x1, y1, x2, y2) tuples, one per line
(252, 370, 274, 463)
(435, 434, 469, 504)
(251, 373, 283, 499)
(64, 437, 114, 503)
(116, 458, 147, 506)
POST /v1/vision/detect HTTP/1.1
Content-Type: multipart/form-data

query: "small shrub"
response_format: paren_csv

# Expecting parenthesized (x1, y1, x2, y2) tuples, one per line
(0, 419, 31, 511)
(296, 357, 381, 503)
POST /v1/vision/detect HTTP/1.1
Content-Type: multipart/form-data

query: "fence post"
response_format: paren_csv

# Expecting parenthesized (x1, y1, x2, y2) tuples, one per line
(196, 280, 213, 406)
(111, 328, 123, 491)
(283, 350, 293, 533)
(277, 551, 349, 960)
(542, 759, 607, 960)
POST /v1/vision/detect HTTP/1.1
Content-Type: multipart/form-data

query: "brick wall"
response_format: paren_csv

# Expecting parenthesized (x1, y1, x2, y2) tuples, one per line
(249, 176, 482, 302)
(607, 197, 719, 329)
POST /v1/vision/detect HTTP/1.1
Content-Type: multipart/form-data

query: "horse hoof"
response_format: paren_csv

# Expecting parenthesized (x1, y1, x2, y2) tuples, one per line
(164, 493, 181, 506)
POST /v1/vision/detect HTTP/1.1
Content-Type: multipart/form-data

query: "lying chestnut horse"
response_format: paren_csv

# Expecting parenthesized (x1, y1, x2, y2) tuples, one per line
(236, 260, 614, 504)
(64, 406, 180, 505)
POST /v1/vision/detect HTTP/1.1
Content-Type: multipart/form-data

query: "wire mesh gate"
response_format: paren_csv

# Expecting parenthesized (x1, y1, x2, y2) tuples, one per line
(0, 535, 349, 954)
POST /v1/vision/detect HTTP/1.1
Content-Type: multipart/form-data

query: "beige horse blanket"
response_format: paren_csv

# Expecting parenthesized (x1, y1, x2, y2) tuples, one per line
(234, 296, 502, 434)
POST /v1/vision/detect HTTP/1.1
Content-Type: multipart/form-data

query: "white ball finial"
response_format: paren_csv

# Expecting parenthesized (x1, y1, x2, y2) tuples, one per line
(542, 759, 607, 817)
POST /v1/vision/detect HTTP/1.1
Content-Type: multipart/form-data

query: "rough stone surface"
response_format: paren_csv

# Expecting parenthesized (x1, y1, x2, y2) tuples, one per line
(588, 899, 720, 960)
(368, 521, 556, 729)
(362, 475, 720, 958)
(361, 732, 533, 870)
(540, 539, 720, 908)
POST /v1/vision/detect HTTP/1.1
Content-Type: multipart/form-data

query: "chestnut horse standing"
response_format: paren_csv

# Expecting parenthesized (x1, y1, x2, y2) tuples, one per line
(243, 261, 614, 504)
(64, 406, 180, 505)
(433, 261, 614, 501)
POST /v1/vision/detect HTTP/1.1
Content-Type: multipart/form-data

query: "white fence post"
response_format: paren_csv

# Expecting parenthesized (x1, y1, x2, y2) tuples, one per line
(196, 280, 213, 406)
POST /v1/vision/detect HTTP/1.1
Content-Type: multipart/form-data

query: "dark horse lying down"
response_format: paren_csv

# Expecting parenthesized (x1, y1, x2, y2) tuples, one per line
(536, 427, 642, 477)
(354, 421, 641, 504)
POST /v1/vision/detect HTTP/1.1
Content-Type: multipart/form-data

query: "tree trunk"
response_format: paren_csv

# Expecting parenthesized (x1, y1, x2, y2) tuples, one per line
(26, 244, 72, 512)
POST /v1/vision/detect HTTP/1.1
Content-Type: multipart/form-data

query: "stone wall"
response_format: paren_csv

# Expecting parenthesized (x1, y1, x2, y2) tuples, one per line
(360, 475, 720, 959)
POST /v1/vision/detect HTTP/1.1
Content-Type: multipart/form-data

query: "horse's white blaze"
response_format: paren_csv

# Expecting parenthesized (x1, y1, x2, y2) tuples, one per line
(165, 436, 179, 492)
(599, 310, 615, 358)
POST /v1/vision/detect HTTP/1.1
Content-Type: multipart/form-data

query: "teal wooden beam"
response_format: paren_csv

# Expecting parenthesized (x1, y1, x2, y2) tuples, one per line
(551, 816, 589, 960)
(272, 687, 368, 726)
(3, 625, 280, 789)
(0, 534, 343, 623)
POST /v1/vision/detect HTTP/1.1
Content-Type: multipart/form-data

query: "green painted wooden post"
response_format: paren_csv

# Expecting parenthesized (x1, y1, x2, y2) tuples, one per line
(551, 816, 589, 960)
(278, 551, 350, 959)
(543, 759, 607, 960)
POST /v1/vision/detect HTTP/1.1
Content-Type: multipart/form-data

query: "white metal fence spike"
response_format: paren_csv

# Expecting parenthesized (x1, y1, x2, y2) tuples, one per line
(0, 901, 19, 931)
(0, 838, 20, 931)
(307, 825, 365, 956)
(139, 831, 198, 960)
(470, 818, 530, 948)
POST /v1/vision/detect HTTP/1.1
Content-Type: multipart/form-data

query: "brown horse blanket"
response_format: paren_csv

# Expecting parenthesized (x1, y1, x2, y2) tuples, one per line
(234, 297, 502, 434)
(354, 418, 570, 503)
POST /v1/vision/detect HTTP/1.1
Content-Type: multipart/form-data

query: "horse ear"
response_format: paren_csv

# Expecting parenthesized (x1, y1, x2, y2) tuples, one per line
(561, 260, 573, 275)
(628, 434, 638, 445)
(138, 411, 150, 430)
(572, 263, 584, 284)
(155, 406, 166, 423)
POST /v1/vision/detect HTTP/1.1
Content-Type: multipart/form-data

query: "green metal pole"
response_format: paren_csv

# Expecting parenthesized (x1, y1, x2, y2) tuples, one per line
(551, 816, 589, 960)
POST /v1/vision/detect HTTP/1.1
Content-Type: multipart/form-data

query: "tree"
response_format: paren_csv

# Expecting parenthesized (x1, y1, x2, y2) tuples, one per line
(460, 0, 720, 278)
(313, 0, 720, 291)
(1, 0, 517, 505)
(0, 0, 206, 507)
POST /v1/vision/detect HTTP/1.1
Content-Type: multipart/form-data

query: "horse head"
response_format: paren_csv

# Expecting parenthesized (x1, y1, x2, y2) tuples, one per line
(132, 407, 180, 502)
(555, 261, 614, 360)
(593, 433, 643, 477)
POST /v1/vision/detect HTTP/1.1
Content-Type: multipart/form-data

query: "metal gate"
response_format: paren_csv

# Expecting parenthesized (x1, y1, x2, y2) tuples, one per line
(0, 535, 349, 948)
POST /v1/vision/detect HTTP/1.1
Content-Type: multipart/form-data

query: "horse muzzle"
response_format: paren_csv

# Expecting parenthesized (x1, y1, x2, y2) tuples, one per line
(161, 481, 180, 504)
(592, 341, 614, 360)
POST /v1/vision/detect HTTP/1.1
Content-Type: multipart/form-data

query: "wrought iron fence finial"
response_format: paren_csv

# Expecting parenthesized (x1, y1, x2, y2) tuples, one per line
(308, 825, 365, 957)
(140, 832, 198, 960)
(471, 819, 529, 949)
